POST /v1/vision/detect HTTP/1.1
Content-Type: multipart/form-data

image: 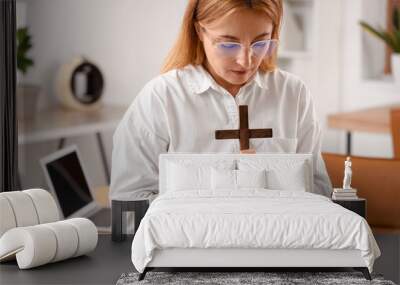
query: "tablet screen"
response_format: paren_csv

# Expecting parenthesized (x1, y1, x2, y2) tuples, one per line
(45, 151, 93, 217)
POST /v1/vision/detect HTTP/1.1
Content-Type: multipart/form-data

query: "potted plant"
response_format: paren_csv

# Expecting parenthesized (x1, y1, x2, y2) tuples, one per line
(16, 27, 40, 119)
(360, 6, 400, 84)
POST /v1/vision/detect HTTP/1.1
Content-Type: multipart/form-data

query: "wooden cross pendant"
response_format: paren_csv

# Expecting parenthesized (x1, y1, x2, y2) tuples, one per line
(215, 105, 273, 151)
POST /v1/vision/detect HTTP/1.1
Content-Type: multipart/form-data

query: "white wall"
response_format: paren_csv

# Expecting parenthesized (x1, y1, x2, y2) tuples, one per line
(21, 0, 187, 107)
(308, 0, 343, 153)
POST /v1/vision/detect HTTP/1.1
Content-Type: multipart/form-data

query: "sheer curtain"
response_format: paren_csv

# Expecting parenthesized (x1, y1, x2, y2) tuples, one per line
(0, 0, 18, 192)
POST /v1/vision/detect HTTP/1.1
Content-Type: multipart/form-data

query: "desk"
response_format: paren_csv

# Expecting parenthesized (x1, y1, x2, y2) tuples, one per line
(327, 104, 400, 155)
(0, 234, 133, 285)
(18, 105, 127, 185)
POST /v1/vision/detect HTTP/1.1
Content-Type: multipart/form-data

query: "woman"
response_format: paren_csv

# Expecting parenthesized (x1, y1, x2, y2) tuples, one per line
(110, 0, 332, 202)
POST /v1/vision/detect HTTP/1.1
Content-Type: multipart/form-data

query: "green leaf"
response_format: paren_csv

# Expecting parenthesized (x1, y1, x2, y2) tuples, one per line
(18, 59, 29, 74)
(394, 6, 400, 31)
(393, 29, 400, 52)
(384, 31, 398, 50)
(16, 27, 34, 73)
(16, 27, 27, 41)
(359, 21, 395, 47)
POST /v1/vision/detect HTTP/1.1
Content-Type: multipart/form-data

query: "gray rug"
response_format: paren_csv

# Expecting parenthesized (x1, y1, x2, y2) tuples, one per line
(116, 271, 396, 285)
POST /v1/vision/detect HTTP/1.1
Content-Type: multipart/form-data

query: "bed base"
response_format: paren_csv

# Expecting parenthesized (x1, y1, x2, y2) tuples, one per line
(138, 267, 371, 281)
(138, 248, 372, 281)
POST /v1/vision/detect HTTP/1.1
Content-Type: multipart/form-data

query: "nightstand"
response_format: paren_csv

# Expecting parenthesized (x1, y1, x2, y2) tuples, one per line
(332, 198, 366, 218)
(111, 200, 149, 242)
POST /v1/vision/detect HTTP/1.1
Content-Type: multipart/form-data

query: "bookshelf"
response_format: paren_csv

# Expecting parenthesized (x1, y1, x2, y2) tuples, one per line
(279, 0, 315, 60)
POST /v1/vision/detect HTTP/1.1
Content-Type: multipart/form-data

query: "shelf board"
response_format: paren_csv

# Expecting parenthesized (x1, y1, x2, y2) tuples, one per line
(362, 75, 397, 85)
(360, 76, 400, 93)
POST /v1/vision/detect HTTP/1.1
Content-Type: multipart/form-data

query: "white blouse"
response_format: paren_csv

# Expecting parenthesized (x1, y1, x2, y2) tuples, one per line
(110, 64, 332, 201)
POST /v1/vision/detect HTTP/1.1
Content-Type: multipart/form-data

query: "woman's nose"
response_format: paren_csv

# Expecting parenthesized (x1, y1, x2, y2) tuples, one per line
(236, 47, 252, 69)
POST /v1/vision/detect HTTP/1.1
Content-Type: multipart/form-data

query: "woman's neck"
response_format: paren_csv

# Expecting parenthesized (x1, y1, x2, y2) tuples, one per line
(203, 62, 241, 97)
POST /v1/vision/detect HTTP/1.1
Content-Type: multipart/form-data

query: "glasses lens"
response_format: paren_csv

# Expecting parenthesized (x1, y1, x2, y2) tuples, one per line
(251, 40, 278, 58)
(216, 42, 241, 57)
(252, 41, 268, 57)
(265, 40, 278, 57)
(215, 40, 278, 58)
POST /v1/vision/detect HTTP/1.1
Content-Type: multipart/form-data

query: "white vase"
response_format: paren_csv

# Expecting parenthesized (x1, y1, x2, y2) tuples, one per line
(392, 53, 400, 85)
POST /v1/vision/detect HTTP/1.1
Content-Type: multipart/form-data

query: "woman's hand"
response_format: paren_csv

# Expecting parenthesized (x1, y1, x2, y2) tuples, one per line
(240, 148, 256, 154)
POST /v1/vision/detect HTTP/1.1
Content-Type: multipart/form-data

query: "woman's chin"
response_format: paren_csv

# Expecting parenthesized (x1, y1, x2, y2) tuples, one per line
(225, 74, 251, 85)
(226, 69, 256, 82)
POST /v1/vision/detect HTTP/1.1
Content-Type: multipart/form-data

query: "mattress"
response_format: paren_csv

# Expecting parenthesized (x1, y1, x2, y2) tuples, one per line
(131, 190, 380, 273)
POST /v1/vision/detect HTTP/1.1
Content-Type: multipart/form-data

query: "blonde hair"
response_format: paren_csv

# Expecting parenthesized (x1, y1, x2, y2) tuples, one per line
(160, 0, 283, 74)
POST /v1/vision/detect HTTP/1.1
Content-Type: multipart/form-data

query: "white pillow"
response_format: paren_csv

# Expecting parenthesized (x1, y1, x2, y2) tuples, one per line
(211, 168, 236, 190)
(167, 162, 211, 191)
(211, 169, 267, 190)
(267, 163, 307, 191)
(238, 159, 309, 191)
(237, 169, 267, 188)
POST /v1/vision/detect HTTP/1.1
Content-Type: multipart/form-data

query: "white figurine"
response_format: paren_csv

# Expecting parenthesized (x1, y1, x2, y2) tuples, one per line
(342, 156, 352, 190)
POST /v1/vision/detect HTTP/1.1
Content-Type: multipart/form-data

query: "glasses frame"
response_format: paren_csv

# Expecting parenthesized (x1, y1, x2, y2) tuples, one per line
(199, 25, 279, 59)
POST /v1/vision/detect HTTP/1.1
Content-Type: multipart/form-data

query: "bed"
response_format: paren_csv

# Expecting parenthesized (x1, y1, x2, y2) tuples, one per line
(131, 153, 380, 281)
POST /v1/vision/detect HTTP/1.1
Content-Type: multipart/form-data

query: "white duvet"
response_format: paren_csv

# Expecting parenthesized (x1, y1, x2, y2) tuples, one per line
(131, 190, 380, 273)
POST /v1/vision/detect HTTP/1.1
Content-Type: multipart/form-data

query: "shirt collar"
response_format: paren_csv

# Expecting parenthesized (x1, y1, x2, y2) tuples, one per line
(185, 64, 269, 95)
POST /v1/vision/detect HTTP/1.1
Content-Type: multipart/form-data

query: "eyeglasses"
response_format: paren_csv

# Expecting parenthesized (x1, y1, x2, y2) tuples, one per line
(200, 26, 278, 59)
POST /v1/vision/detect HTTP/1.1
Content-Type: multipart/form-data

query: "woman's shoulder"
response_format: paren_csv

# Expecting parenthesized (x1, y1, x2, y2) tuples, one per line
(138, 64, 195, 96)
(260, 68, 311, 103)
(263, 68, 308, 90)
(140, 70, 176, 95)
(131, 65, 196, 111)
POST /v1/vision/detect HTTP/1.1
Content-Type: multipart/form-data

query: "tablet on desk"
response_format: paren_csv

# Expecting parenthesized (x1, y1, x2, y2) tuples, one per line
(40, 145, 111, 232)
